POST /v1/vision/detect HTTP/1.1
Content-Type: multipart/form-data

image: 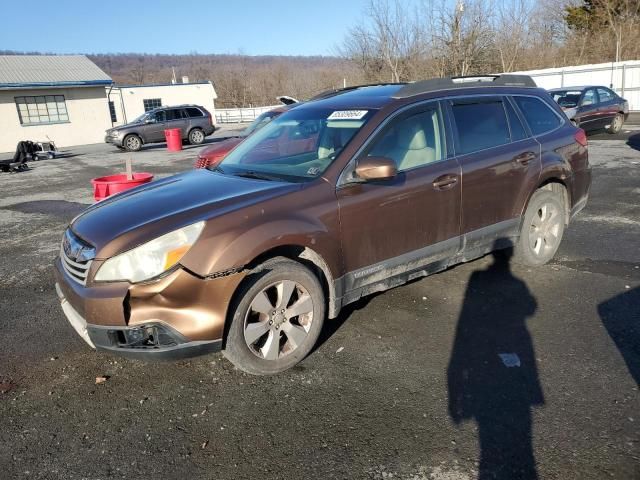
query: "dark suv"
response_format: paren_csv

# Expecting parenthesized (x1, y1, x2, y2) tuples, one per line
(56, 75, 590, 374)
(105, 104, 215, 151)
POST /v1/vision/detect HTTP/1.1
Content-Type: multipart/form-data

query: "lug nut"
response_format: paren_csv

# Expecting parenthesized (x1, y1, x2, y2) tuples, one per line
(281, 309, 285, 314)
(269, 320, 273, 325)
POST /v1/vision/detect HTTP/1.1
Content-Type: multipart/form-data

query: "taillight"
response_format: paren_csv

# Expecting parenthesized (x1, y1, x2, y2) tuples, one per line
(574, 128, 588, 147)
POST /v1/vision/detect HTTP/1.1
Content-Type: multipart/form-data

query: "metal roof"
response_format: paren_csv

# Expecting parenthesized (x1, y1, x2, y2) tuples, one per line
(0, 55, 112, 89)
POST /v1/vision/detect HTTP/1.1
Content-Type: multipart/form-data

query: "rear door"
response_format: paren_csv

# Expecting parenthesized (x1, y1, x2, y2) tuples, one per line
(166, 108, 189, 138)
(337, 101, 462, 292)
(447, 95, 541, 253)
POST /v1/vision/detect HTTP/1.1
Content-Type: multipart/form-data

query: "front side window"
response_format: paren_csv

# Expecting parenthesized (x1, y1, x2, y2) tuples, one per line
(581, 89, 598, 106)
(513, 96, 562, 136)
(451, 99, 510, 155)
(143, 98, 162, 112)
(15, 95, 69, 125)
(366, 107, 444, 171)
(216, 108, 374, 181)
(152, 110, 166, 122)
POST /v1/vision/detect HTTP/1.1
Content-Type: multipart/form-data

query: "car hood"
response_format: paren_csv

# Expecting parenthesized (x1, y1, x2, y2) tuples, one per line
(198, 137, 244, 158)
(71, 170, 299, 258)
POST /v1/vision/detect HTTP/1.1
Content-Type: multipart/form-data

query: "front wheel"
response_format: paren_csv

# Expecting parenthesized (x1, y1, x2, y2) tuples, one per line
(123, 134, 142, 152)
(607, 113, 624, 134)
(188, 128, 205, 145)
(515, 189, 566, 266)
(223, 258, 325, 375)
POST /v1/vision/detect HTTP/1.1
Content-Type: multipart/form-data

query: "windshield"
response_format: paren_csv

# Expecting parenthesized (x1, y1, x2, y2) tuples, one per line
(241, 111, 281, 137)
(551, 90, 582, 108)
(132, 112, 150, 123)
(213, 108, 374, 182)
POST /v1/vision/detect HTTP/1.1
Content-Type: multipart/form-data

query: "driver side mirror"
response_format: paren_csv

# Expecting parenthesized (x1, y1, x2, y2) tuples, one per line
(355, 156, 397, 181)
(145, 117, 157, 124)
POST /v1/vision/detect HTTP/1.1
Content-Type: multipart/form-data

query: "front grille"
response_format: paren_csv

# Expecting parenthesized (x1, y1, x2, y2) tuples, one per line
(60, 229, 95, 286)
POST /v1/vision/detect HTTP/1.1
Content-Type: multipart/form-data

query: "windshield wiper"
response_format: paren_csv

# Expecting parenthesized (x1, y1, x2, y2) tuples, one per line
(232, 170, 276, 181)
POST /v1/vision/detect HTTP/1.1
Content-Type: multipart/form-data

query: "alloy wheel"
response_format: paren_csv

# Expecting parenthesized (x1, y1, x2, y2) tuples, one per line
(528, 202, 562, 258)
(243, 280, 314, 360)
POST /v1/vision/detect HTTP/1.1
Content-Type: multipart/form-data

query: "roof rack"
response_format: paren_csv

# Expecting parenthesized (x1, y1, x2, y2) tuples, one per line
(393, 74, 537, 98)
(308, 82, 405, 101)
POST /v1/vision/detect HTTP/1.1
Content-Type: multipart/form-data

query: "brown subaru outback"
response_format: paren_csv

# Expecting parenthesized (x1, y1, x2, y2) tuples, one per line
(55, 75, 591, 375)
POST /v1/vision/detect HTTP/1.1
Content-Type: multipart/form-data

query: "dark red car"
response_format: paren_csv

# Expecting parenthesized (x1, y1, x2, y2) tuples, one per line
(195, 105, 293, 169)
(549, 86, 629, 134)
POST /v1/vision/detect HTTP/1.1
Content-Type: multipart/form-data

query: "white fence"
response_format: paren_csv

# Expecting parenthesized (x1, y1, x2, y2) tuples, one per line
(215, 105, 281, 124)
(514, 60, 640, 111)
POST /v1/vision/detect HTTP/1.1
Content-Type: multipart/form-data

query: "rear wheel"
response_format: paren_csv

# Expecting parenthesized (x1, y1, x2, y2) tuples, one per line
(123, 134, 142, 152)
(223, 258, 325, 375)
(188, 128, 205, 145)
(607, 113, 624, 134)
(515, 189, 566, 266)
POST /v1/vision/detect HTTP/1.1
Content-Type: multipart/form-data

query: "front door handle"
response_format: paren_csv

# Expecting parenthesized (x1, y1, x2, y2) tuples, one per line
(433, 174, 459, 190)
(515, 152, 536, 166)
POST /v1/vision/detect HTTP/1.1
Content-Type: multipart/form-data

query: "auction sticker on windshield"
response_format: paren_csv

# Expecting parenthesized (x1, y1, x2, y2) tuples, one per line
(328, 110, 368, 120)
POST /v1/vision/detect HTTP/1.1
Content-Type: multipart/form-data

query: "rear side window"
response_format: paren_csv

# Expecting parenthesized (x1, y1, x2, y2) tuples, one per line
(185, 107, 204, 118)
(451, 100, 510, 155)
(597, 88, 615, 103)
(166, 109, 184, 121)
(505, 99, 528, 141)
(513, 96, 562, 136)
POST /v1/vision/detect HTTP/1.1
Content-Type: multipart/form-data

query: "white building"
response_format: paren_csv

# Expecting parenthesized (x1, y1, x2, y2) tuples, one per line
(107, 81, 218, 127)
(0, 55, 113, 152)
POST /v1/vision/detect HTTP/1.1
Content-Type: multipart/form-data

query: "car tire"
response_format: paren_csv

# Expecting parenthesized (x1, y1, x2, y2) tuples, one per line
(607, 113, 624, 134)
(123, 134, 142, 152)
(188, 128, 205, 145)
(223, 257, 325, 375)
(514, 188, 566, 267)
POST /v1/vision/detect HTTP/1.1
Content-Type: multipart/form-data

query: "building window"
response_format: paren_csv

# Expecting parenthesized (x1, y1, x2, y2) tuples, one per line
(108, 101, 117, 122)
(15, 95, 69, 125)
(143, 98, 162, 112)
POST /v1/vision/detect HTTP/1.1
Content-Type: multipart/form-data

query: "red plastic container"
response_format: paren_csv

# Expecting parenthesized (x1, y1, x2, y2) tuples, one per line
(165, 128, 183, 151)
(91, 173, 154, 202)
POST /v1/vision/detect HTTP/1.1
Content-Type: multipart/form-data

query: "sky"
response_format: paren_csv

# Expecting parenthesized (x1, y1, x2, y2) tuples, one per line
(0, 0, 376, 56)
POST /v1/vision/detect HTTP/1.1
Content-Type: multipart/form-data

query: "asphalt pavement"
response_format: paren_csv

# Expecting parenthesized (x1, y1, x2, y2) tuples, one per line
(0, 127, 638, 480)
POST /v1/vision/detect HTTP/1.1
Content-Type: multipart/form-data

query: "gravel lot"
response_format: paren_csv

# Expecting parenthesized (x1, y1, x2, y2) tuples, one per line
(0, 127, 638, 480)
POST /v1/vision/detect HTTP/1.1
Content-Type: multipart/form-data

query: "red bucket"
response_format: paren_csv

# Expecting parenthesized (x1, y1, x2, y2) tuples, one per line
(91, 172, 154, 202)
(164, 128, 183, 151)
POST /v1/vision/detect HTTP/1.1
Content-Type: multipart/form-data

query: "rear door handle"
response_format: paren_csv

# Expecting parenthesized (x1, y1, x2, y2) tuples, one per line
(432, 174, 459, 190)
(515, 152, 536, 166)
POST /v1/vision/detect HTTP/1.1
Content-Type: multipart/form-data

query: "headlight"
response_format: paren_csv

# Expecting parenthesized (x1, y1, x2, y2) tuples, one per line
(94, 222, 205, 283)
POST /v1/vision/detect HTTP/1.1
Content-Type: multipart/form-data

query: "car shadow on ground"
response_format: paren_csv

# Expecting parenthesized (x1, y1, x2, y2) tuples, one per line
(2, 200, 90, 221)
(447, 242, 544, 480)
(627, 132, 640, 152)
(598, 287, 640, 387)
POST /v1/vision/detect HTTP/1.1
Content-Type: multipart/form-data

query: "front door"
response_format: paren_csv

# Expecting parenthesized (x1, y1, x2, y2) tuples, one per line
(144, 110, 168, 142)
(447, 96, 541, 252)
(337, 102, 461, 293)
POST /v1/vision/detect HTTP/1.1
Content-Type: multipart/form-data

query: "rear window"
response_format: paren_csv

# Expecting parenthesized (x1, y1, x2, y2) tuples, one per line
(451, 100, 510, 155)
(513, 96, 561, 136)
(185, 107, 204, 118)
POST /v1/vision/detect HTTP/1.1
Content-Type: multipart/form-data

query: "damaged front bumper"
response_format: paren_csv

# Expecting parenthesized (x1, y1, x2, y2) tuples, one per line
(55, 282, 221, 360)
(54, 257, 246, 361)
